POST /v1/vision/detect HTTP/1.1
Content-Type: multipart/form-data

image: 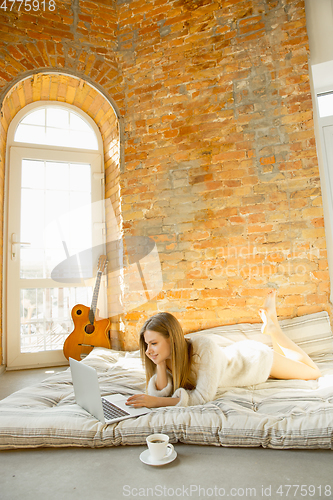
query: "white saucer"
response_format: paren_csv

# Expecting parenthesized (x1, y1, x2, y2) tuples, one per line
(140, 448, 177, 466)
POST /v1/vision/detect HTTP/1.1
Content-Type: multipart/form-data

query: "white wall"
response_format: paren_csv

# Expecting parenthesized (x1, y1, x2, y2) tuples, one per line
(305, 0, 333, 301)
(305, 0, 333, 66)
(305, 0, 333, 90)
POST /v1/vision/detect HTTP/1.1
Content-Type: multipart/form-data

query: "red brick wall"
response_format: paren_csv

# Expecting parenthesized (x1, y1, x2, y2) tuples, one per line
(117, 0, 331, 347)
(0, 0, 331, 356)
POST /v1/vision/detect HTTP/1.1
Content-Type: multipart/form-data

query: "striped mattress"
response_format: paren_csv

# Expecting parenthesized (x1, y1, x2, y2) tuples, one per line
(0, 311, 333, 449)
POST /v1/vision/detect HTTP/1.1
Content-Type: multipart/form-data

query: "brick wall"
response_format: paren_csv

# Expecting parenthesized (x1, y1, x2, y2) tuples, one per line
(0, 0, 331, 358)
(117, 0, 331, 347)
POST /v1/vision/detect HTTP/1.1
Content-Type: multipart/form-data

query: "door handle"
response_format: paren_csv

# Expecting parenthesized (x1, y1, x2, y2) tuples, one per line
(11, 233, 31, 259)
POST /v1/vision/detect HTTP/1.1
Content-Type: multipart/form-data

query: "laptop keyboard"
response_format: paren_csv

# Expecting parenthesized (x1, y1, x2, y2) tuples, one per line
(102, 398, 130, 420)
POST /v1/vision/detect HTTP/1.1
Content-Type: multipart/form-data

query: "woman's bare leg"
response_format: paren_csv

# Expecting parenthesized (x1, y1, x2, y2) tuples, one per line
(270, 351, 321, 380)
(259, 290, 321, 380)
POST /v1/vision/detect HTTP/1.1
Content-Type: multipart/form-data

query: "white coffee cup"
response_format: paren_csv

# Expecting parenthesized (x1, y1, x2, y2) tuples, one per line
(146, 433, 174, 461)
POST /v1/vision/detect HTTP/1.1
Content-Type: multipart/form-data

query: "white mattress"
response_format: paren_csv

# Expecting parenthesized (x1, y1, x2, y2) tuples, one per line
(0, 311, 333, 449)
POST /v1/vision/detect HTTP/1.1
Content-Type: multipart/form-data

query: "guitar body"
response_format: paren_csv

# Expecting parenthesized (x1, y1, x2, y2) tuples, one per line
(63, 304, 111, 361)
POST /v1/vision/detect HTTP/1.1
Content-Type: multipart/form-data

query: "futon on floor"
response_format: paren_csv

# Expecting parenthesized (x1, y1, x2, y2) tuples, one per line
(0, 311, 333, 449)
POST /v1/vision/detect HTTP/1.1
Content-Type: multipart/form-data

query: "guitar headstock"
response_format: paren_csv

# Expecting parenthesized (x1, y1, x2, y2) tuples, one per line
(97, 255, 108, 273)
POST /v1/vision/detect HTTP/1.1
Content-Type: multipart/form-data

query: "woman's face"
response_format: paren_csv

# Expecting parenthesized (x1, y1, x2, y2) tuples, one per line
(144, 329, 171, 365)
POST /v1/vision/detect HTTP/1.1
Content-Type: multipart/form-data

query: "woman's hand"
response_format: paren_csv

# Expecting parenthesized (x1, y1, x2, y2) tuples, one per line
(126, 394, 181, 408)
(126, 394, 161, 408)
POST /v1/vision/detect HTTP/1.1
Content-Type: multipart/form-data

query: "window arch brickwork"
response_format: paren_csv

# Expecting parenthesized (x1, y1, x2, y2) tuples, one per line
(0, 72, 123, 361)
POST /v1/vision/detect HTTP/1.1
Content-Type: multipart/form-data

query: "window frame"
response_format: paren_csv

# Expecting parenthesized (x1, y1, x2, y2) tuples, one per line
(3, 101, 106, 368)
(311, 87, 333, 303)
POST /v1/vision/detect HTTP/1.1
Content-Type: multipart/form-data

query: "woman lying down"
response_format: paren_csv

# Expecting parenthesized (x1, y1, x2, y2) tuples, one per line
(126, 290, 322, 408)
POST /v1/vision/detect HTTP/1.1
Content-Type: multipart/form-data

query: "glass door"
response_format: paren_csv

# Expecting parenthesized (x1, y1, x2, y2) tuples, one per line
(6, 147, 105, 369)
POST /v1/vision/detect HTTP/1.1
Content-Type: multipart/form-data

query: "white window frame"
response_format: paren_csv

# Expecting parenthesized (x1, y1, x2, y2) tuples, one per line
(310, 80, 333, 302)
(3, 101, 105, 368)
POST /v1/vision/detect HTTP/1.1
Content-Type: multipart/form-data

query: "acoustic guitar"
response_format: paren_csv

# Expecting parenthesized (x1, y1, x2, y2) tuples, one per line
(63, 255, 111, 361)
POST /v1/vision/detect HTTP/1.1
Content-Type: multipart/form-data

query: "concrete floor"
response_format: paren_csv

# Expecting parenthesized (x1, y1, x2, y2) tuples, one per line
(0, 368, 333, 500)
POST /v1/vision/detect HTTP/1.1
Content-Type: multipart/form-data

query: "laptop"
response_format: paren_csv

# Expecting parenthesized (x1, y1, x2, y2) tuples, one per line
(69, 357, 151, 424)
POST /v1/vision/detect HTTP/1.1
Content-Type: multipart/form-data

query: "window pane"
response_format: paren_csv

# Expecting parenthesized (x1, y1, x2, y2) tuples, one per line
(20, 159, 93, 279)
(14, 106, 98, 150)
(46, 161, 70, 190)
(70, 163, 91, 191)
(15, 124, 46, 144)
(68, 199, 92, 250)
(70, 112, 92, 132)
(45, 127, 67, 147)
(21, 188, 45, 246)
(45, 191, 70, 236)
(21, 109, 45, 126)
(20, 248, 44, 278)
(69, 130, 98, 150)
(46, 108, 69, 128)
(22, 159, 45, 189)
(20, 287, 92, 353)
(318, 93, 333, 118)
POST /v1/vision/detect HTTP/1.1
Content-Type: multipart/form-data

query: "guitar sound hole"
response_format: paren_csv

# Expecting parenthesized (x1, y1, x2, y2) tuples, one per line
(85, 324, 95, 334)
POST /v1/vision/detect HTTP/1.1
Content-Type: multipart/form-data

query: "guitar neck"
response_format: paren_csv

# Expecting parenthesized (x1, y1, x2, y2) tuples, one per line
(89, 270, 102, 323)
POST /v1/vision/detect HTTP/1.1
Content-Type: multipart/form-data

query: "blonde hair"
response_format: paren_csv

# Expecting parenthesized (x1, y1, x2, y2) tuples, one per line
(139, 312, 195, 392)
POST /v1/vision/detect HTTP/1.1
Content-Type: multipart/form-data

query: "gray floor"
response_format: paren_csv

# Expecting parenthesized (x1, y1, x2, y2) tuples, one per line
(0, 368, 333, 500)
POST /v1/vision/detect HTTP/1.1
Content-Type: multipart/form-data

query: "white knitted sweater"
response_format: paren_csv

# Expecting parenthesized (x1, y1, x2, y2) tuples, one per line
(147, 336, 274, 407)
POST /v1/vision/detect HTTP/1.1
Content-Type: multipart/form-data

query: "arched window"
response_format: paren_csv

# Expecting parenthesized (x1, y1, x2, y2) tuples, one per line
(14, 106, 99, 150)
(6, 102, 106, 368)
